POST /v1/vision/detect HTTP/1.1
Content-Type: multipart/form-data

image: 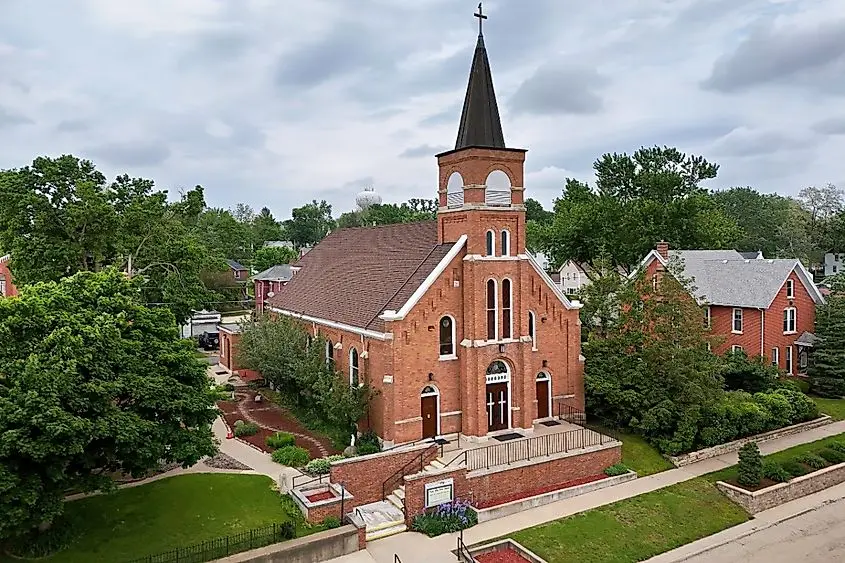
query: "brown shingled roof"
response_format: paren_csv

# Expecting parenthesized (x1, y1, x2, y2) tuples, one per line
(268, 221, 452, 332)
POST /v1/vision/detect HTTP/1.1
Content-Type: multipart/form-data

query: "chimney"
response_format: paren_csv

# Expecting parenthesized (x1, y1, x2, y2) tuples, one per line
(656, 241, 669, 260)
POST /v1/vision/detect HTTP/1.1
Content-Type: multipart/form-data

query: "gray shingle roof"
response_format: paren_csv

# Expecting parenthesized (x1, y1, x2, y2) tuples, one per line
(668, 250, 799, 308)
(253, 264, 294, 282)
(225, 259, 247, 271)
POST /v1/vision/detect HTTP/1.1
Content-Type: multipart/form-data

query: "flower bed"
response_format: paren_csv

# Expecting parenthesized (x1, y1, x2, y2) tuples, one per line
(476, 548, 534, 563)
(475, 474, 607, 509)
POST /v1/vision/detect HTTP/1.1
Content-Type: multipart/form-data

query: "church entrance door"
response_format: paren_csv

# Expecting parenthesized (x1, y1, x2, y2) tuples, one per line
(421, 392, 438, 439)
(536, 372, 551, 419)
(486, 382, 509, 432)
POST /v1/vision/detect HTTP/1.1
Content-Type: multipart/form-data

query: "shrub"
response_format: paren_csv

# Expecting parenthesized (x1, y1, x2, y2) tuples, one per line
(753, 391, 795, 429)
(234, 422, 259, 437)
(303, 455, 343, 476)
(773, 388, 818, 422)
(828, 441, 845, 454)
(819, 448, 845, 465)
(224, 383, 236, 392)
(234, 419, 245, 427)
(604, 463, 631, 477)
(737, 442, 762, 487)
(279, 521, 296, 540)
(762, 461, 791, 483)
(780, 459, 809, 477)
(266, 432, 296, 449)
(322, 516, 341, 529)
(272, 446, 310, 467)
(797, 453, 828, 470)
(810, 376, 845, 399)
(776, 378, 809, 393)
(356, 442, 380, 456)
(411, 500, 477, 537)
(357, 430, 382, 452)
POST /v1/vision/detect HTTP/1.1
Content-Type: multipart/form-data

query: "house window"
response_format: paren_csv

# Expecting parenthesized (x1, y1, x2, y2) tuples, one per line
(731, 345, 743, 353)
(772, 347, 779, 368)
(704, 306, 711, 329)
(0, 275, 5, 296)
(501, 230, 511, 257)
(439, 316, 456, 357)
(349, 347, 359, 386)
(786, 346, 793, 375)
(326, 340, 334, 366)
(486, 230, 495, 257)
(732, 308, 743, 333)
(501, 279, 512, 339)
(486, 279, 498, 340)
(528, 311, 537, 351)
(834, 265, 839, 273)
(651, 274, 658, 292)
(786, 279, 794, 299)
(783, 307, 797, 333)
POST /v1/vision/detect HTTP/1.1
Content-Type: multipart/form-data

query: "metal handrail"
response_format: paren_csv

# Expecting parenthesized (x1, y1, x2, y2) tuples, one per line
(457, 530, 474, 562)
(381, 444, 437, 504)
(291, 472, 329, 490)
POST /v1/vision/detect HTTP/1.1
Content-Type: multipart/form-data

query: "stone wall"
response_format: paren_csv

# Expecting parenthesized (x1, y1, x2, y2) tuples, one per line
(669, 416, 832, 467)
(213, 525, 360, 563)
(716, 461, 845, 514)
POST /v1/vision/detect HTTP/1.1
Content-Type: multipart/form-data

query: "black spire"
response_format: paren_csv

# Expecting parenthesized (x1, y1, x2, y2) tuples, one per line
(454, 3, 505, 150)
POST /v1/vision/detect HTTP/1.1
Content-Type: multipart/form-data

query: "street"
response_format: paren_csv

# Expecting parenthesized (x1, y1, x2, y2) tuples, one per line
(681, 496, 845, 563)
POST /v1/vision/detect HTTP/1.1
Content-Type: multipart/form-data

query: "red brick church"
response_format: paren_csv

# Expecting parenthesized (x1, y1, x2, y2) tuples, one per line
(264, 23, 584, 447)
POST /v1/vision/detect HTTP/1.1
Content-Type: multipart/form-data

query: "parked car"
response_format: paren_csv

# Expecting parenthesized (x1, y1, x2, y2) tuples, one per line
(199, 331, 220, 351)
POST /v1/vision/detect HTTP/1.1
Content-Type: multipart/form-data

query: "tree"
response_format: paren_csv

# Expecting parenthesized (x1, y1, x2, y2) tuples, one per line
(710, 188, 795, 257)
(283, 200, 335, 248)
(252, 207, 285, 248)
(253, 246, 298, 272)
(537, 147, 741, 269)
(524, 198, 553, 224)
(196, 208, 253, 264)
(0, 270, 217, 540)
(809, 273, 845, 397)
(719, 350, 779, 393)
(0, 156, 215, 323)
(737, 442, 762, 487)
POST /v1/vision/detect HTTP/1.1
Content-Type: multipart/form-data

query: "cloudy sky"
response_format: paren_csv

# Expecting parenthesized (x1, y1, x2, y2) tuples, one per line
(1, 0, 844, 219)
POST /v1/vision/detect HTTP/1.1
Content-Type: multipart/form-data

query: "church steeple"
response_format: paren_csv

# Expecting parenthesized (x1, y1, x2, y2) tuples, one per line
(454, 3, 505, 150)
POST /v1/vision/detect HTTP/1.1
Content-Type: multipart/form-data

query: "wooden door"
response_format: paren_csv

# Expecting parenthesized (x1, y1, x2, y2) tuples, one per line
(486, 383, 509, 432)
(536, 379, 550, 419)
(421, 395, 438, 438)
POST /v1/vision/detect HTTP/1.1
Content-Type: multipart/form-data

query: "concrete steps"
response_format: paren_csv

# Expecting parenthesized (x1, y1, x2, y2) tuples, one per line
(357, 500, 407, 542)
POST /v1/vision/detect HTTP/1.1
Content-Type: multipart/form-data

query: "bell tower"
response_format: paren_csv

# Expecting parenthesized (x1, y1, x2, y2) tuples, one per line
(436, 3, 527, 257)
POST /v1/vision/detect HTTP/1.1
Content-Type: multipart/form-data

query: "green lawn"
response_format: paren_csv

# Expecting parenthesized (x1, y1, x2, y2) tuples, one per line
(812, 397, 845, 421)
(590, 425, 673, 476)
(510, 478, 749, 563)
(704, 431, 845, 483)
(27, 474, 313, 563)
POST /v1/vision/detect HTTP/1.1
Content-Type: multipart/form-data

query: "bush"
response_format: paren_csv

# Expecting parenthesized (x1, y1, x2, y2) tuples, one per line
(737, 443, 762, 487)
(773, 388, 818, 422)
(753, 391, 795, 429)
(303, 455, 343, 476)
(279, 521, 296, 540)
(356, 442, 380, 456)
(828, 441, 845, 454)
(224, 383, 236, 391)
(810, 376, 845, 399)
(234, 419, 245, 427)
(266, 432, 296, 449)
(819, 448, 845, 465)
(797, 453, 828, 470)
(357, 430, 382, 452)
(762, 461, 791, 483)
(272, 446, 310, 467)
(322, 516, 341, 529)
(780, 459, 809, 477)
(411, 500, 477, 537)
(776, 378, 809, 393)
(234, 422, 259, 437)
(604, 463, 631, 477)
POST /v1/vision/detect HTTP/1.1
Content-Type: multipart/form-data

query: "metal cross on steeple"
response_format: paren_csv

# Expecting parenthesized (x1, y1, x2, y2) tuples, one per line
(474, 2, 487, 35)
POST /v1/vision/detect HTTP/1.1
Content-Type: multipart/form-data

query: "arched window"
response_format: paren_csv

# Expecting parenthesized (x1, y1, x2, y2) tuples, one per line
(485, 170, 512, 206)
(528, 311, 536, 350)
(325, 339, 334, 366)
(439, 316, 456, 357)
(349, 347, 359, 386)
(486, 279, 498, 341)
(502, 279, 512, 339)
(486, 230, 495, 257)
(501, 230, 511, 256)
(446, 172, 464, 208)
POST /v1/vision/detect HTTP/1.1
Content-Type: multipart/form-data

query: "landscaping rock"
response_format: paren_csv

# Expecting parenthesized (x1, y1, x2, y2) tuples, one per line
(343, 445, 358, 457)
(204, 453, 253, 471)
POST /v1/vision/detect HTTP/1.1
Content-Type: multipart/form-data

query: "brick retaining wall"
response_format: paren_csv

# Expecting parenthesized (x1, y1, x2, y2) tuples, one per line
(716, 461, 845, 514)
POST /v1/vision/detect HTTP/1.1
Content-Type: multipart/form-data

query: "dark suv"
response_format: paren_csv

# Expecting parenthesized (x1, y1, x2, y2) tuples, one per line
(199, 331, 220, 351)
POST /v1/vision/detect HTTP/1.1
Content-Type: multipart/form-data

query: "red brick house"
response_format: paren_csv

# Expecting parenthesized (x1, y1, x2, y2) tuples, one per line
(263, 30, 584, 447)
(638, 242, 825, 375)
(225, 259, 249, 283)
(0, 255, 17, 297)
(253, 264, 294, 314)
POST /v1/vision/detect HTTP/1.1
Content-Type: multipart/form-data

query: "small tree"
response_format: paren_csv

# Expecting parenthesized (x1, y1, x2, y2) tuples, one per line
(720, 350, 778, 393)
(809, 274, 845, 398)
(737, 442, 763, 487)
(253, 246, 297, 272)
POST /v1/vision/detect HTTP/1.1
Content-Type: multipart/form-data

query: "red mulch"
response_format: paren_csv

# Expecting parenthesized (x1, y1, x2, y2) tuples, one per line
(475, 473, 608, 509)
(475, 548, 532, 563)
(305, 491, 336, 503)
(216, 390, 339, 459)
(725, 477, 780, 492)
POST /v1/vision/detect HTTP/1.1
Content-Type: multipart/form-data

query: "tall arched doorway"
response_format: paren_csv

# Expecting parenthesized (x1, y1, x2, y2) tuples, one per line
(420, 385, 440, 439)
(536, 372, 551, 419)
(485, 360, 511, 432)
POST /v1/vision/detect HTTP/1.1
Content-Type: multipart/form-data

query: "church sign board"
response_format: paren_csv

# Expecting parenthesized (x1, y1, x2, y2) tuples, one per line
(424, 478, 455, 508)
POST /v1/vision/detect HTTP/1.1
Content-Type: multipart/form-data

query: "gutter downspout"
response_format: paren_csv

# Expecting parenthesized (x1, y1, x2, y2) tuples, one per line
(760, 309, 765, 358)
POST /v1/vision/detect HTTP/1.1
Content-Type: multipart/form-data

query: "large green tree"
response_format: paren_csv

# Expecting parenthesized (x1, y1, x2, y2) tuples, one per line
(283, 200, 335, 248)
(253, 245, 298, 272)
(538, 147, 741, 269)
(0, 156, 215, 323)
(252, 207, 285, 248)
(336, 200, 437, 229)
(710, 187, 796, 257)
(0, 270, 217, 539)
(809, 273, 845, 397)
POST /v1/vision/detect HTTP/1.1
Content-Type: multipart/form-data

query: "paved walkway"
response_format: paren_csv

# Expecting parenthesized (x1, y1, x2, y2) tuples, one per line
(212, 417, 302, 488)
(327, 420, 845, 563)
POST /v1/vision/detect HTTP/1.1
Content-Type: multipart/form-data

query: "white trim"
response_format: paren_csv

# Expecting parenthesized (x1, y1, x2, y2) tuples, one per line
(269, 307, 392, 341)
(535, 371, 552, 420)
(629, 249, 667, 279)
(439, 354, 458, 362)
(501, 278, 513, 340)
(731, 344, 743, 353)
(783, 307, 797, 334)
(218, 324, 240, 334)
(0, 254, 10, 264)
(380, 235, 467, 322)
(523, 252, 579, 310)
(438, 314, 457, 359)
(732, 308, 743, 334)
(501, 230, 511, 257)
(484, 361, 512, 431)
(486, 229, 496, 257)
(772, 347, 779, 368)
(765, 262, 825, 307)
(704, 306, 711, 329)
(420, 384, 441, 437)
(394, 417, 423, 425)
(486, 278, 499, 341)
(349, 347, 360, 386)
(464, 254, 521, 262)
(440, 410, 462, 417)
(786, 345, 793, 375)
(786, 279, 795, 299)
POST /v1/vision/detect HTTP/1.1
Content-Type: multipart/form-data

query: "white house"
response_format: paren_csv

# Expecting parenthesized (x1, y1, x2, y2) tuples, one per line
(825, 252, 843, 277)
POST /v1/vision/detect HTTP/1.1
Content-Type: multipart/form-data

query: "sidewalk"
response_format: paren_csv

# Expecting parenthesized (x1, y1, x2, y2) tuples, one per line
(212, 417, 301, 487)
(330, 420, 845, 563)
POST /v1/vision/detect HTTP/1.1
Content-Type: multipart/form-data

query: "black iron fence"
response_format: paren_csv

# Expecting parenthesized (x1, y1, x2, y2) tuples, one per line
(125, 523, 294, 563)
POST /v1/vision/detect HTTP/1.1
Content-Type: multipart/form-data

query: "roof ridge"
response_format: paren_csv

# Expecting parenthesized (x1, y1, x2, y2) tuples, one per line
(334, 220, 436, 233)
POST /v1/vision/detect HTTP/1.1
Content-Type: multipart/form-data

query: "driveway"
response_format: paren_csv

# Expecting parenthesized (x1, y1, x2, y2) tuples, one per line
(679, 495, 845, 563)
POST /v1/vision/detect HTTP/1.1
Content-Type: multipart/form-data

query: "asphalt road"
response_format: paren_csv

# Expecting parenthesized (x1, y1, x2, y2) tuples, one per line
(683, 496, 845, 563)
